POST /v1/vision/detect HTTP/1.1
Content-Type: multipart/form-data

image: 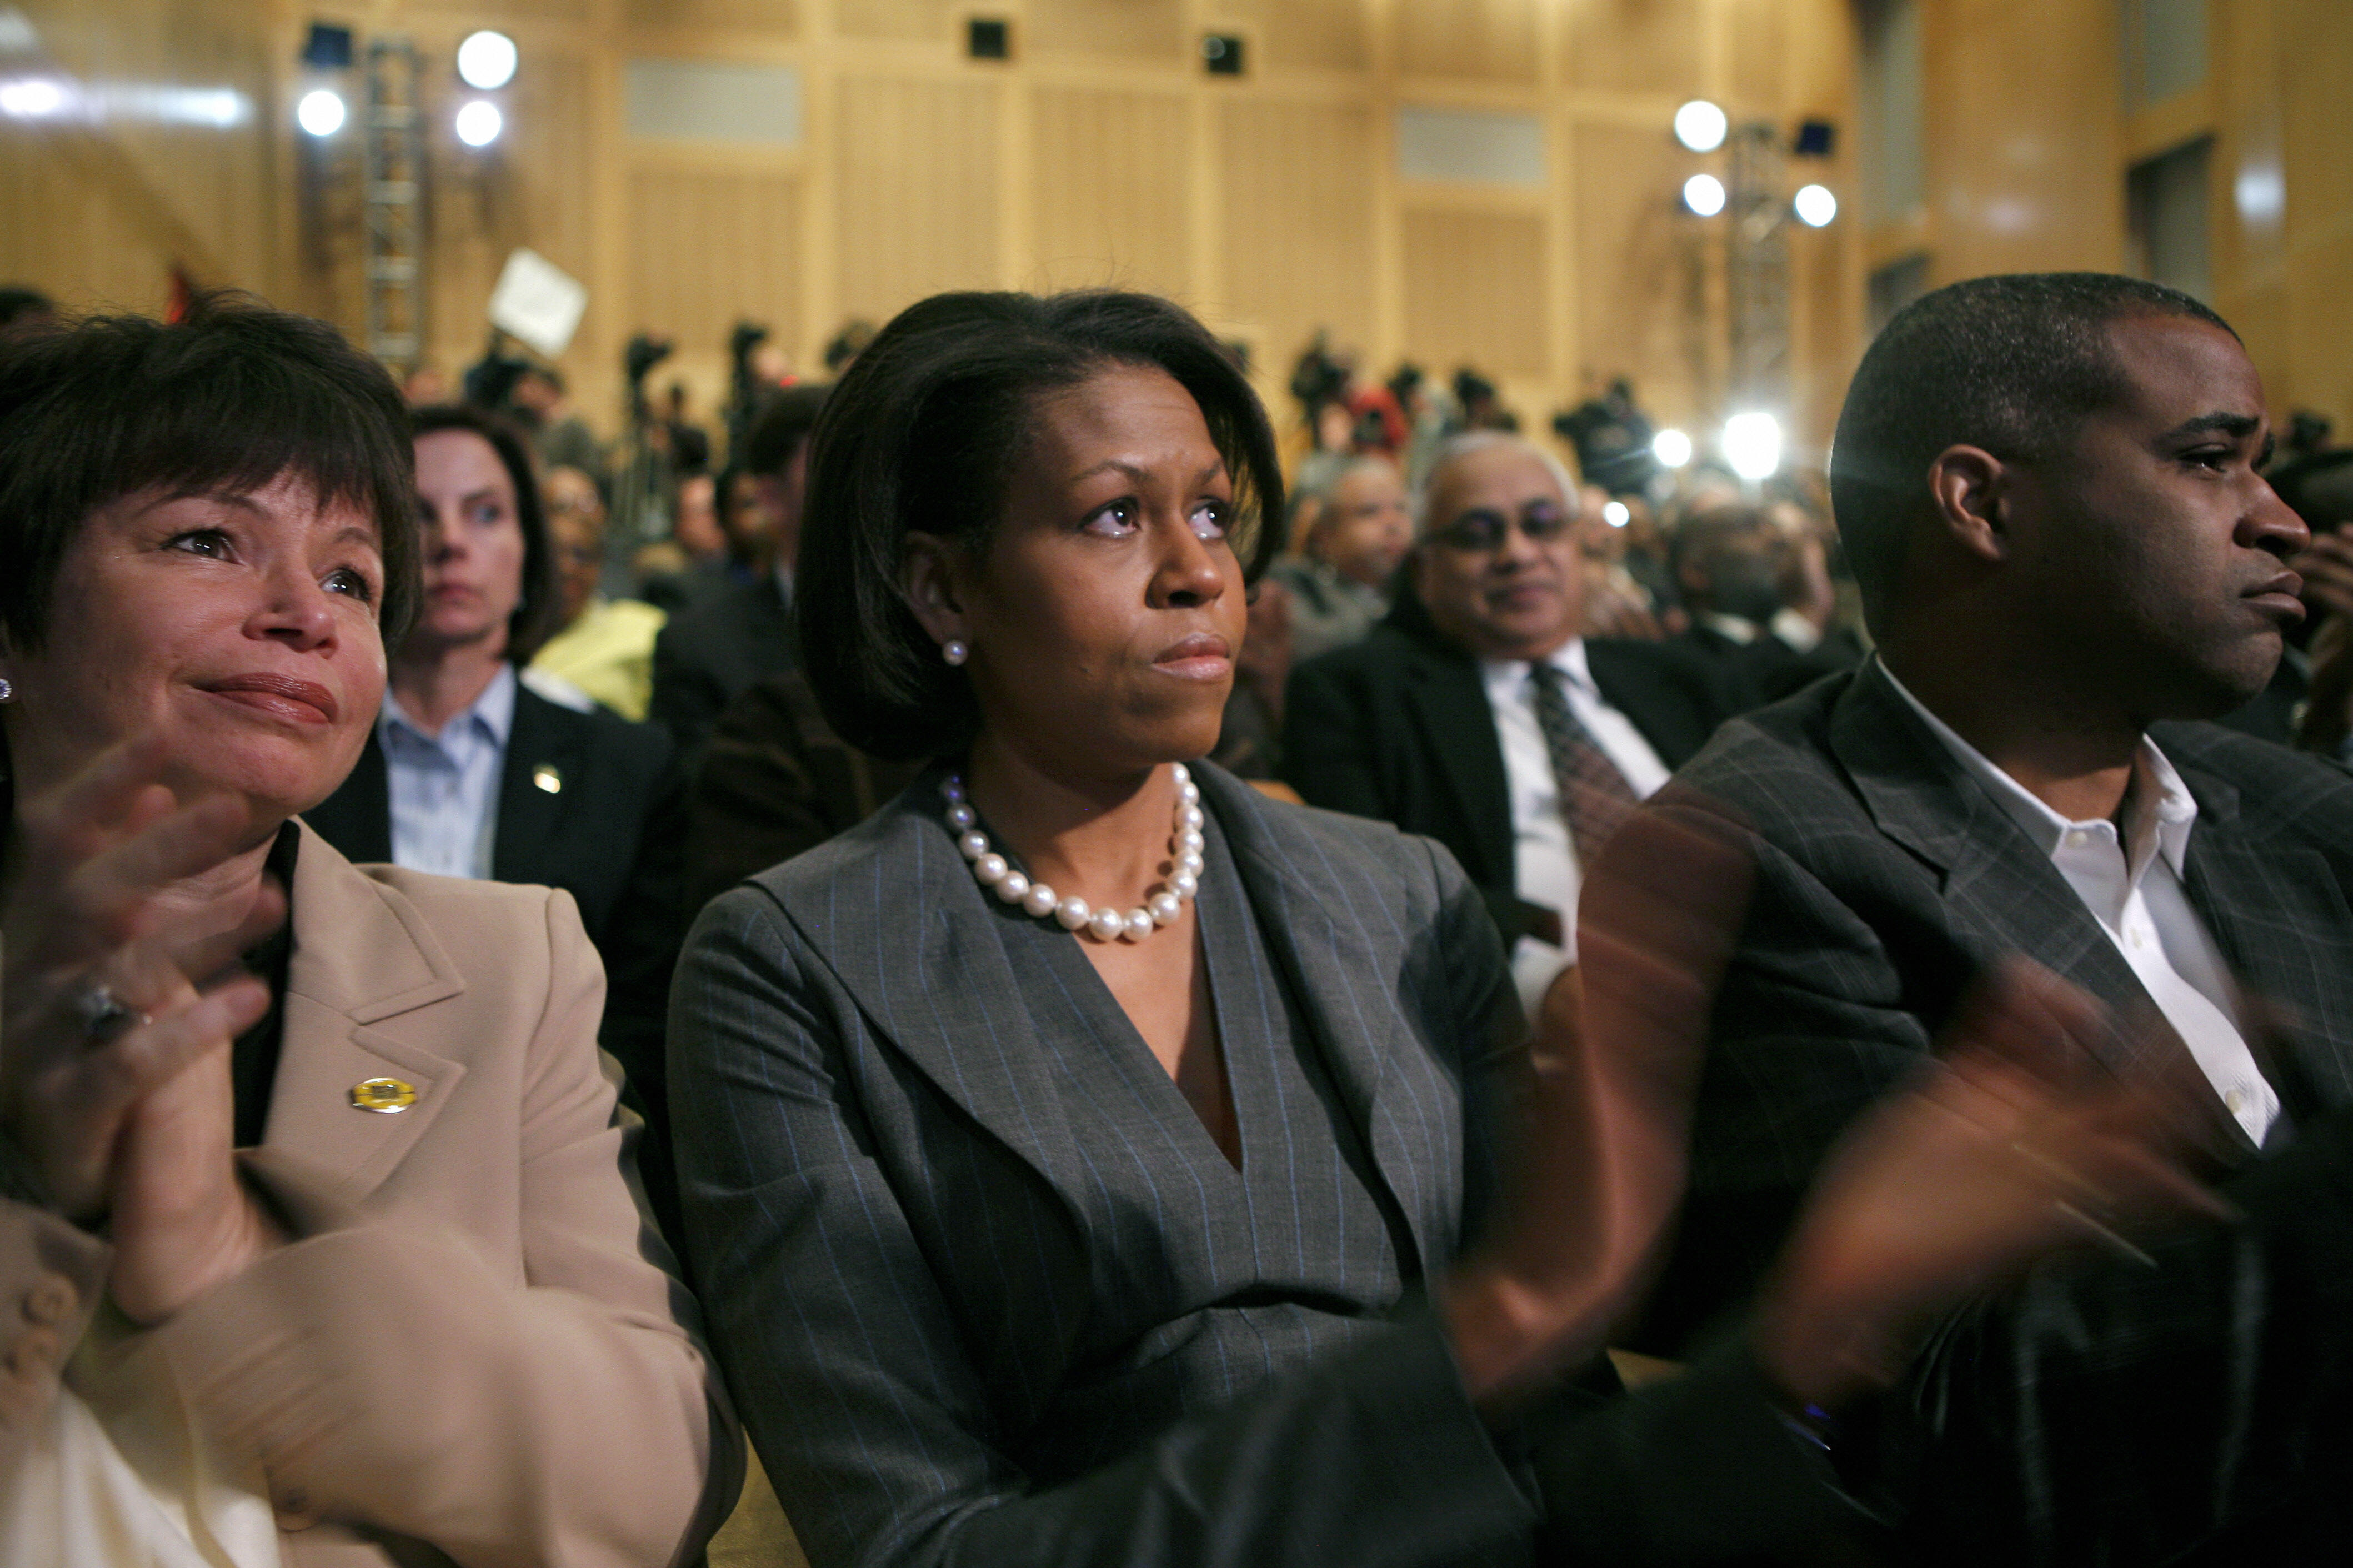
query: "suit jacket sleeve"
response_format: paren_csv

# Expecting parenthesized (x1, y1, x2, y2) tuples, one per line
(0, 1200, 107, 1484)
(116, 886, 739, 1568)
(668, 883, 1539, 1568)
(650, 620, 728, 755)
(1280, 652, 1396, 824)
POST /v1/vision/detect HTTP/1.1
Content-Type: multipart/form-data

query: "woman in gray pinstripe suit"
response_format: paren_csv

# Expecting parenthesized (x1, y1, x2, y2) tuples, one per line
(666, 289, 2218, 1568)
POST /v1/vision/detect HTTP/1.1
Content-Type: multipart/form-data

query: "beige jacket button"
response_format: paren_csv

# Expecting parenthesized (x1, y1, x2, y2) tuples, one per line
(22, 1274, 76, 1326)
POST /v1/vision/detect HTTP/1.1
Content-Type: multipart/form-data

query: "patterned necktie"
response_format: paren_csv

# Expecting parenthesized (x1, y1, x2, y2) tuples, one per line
(1527, 660, 1639, 865)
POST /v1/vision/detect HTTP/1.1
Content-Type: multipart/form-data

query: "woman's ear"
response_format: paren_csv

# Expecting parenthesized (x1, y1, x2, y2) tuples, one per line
(900, 532, 969, 650)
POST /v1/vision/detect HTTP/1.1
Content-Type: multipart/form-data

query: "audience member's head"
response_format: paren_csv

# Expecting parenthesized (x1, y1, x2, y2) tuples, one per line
(672, 469, 727, 562)
(797, 289, 1281, 762)
(408, 404, 561, 665)
(543, 464, 607, 628)
(0, 292, 414, 821)
(1832, 272, 2306, 719)
(0, 285, 58, 341)
(713, 462, 767, 567)
(402, 364, 449, 407)
(509, 365, 566, 422)
(742, 382, 829, 572)
(1296, 452, 1411, 591)
(1409, 431, 1585, 662)
(1669, 504, 1793, 626)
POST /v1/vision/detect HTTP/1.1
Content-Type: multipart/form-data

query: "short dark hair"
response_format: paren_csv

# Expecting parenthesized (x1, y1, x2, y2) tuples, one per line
(410, 403, 563, 662)
(741, 383, 829, 478)
(1666, 503, 1777, 585)
(0, 291, 418, 653)
(797, 289, 1285, 762)
(1830, 272, 2234, 620)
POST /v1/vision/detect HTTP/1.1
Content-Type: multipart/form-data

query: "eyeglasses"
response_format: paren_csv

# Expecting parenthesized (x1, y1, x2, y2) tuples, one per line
(1429, 504, 1574, 554)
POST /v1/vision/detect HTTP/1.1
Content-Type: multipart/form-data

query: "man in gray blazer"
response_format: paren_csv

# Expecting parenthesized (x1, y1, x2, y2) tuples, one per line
(1644, 273, 2353, 1558)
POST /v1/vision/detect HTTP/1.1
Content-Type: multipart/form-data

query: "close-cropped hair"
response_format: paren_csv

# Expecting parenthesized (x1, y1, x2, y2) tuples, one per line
(0, 290, 419, 653)
(1666, 503, 1779, 583)
(742, 382, 830, 479)
(1830, 272, 2234, 622)
(795, 289, 1285, 762)
(410, 403, 564, 662)
(1411, 430, 1579, 534)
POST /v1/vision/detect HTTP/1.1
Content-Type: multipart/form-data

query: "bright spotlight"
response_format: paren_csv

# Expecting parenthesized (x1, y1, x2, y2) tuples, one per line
(1793, 183, 1838, 227)
(1673, 99, 1728, 153)
(0, 78, 67, 119)
(1682, 174, 1726, 217)
(1723, 412, 1783, 482)
(1602, 500, 1630, 529)
(296, 87, 346, 137)
(454, 98, 503, 147)
(1651, 428, 1693, 469)
(456, 30, 518, 91)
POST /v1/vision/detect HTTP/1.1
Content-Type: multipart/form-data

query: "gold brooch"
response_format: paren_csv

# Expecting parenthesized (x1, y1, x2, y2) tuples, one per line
(349, 1078, 417, 1113)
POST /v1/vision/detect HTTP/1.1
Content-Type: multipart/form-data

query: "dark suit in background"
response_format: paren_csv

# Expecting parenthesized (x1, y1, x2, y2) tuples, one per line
(648, 572, 793, 755)
(1671, 620, 1863, 713)
(1281, 590, 1731, 944)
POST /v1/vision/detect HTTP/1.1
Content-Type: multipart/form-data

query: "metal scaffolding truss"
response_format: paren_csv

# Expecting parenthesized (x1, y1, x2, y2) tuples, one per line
(361, 36, 425, 371)
(1726, 119, 1791, 410)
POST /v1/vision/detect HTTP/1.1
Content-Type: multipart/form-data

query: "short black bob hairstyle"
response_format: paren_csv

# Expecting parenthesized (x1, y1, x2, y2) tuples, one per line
(795, 289, 1285, 762)
(1829, 271, 2232, 626)
(409, 403, 564, 663)
(0, 291, 419, 655)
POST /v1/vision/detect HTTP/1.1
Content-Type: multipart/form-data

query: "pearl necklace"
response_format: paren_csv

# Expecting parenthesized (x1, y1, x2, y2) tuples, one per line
(947, 764, 1205, 943)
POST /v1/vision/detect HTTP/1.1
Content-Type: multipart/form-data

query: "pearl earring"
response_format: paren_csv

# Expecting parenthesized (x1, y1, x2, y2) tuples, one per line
(0, 677, 13, 702)
(942, 639, 969, 667)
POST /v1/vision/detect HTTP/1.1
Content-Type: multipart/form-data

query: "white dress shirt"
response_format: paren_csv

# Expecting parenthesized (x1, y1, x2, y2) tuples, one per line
(381, 661, 518, 882)
(1481, 639, 1671, 1014)
(1884, 665, 2278, 1144)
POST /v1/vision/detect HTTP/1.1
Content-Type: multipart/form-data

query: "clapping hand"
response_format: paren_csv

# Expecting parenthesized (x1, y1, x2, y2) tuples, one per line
(2, 736, 285, 1321)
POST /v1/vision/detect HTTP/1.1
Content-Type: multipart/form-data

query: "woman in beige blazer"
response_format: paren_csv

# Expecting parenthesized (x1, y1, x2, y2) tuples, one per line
(0, 297, 738, 1565)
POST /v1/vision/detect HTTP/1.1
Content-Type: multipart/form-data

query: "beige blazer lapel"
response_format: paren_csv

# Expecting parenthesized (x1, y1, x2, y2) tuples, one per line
(262, 823, 469, 1205)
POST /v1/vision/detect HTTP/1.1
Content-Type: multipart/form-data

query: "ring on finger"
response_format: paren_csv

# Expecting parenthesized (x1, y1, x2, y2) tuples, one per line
(71, 984, 152, 1044)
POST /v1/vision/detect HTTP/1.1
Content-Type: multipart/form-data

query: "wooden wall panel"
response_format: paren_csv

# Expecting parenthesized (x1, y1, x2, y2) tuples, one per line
(835, 0, 954, 43)
(1218, 0, 1371, 73)
(1726, 0, 1788, 109)
(1395, 0, 1540, 84)
(1401, 208, 1549, 375)
(0, 127, 180, 314)
(627, 168, 800, 359)
(624, 0, 799, 36)
(1028, 87, 1191, 297)
(1213, 98, 1376, 363)
(1573, 121, 1705, 419)
(834, 76, 999, 324)
(1563, 0, 1704, 94)
(1027, 0, 1187, 62)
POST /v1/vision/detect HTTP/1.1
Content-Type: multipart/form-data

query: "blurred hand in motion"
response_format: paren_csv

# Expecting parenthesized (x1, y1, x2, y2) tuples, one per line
(2, 736, 284, 1320)
(2292, 523, 2353, 755)
(1752, 960, 2232, 1413)
(1445, 792, 1755, 1407)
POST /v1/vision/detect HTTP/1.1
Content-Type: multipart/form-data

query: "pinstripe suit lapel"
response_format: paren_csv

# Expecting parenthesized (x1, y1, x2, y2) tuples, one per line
(1830, 664, 2155, 1071)
(1202, 767, 1458, 1276)
(770, 788, 1095, 1215)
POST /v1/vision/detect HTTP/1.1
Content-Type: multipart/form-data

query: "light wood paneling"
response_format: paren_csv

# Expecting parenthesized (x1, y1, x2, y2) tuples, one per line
(1216, 0, 1371, 73)
(1727, 0, 1788, 109)
(1563, 0, 1704, 95)
(1028, 86, 1191, 297)
(624, 0, 799, 37)
(1213, 97, 1376, 365)
(1401, 207, 1549, 375)
(834, 75, 999, 324)
(628, 167, 800, 359)
(1394, 0, 1540, 84)
(835, 0, 954, 44)
(1573, 121, 1707, 418)
(1027, 0, 1187, 62)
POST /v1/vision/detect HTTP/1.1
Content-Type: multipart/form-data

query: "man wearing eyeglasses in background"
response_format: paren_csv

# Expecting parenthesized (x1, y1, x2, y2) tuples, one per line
(1283, 431, 1734, 1010)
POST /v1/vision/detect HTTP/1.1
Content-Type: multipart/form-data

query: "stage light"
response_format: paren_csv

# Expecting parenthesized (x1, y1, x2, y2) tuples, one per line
(1682, 174, 1725, 217)
(1602, 500, 1630, 528)
(1673, 99, 1727, 153)
(296, 87, 346, 137)
(1723, 413, 1782, 482)
(1, 78, 68, 119)
(1793, 183, 1838, 227)
(1651, 428, 1694, 468)
(457, 31, 517, 91)
(455, 98, 503, 147)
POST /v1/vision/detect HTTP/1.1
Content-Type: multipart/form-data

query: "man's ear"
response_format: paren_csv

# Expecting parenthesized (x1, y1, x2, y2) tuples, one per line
(1924, 444, 2011, 565)
(899, 532, 969, 649)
